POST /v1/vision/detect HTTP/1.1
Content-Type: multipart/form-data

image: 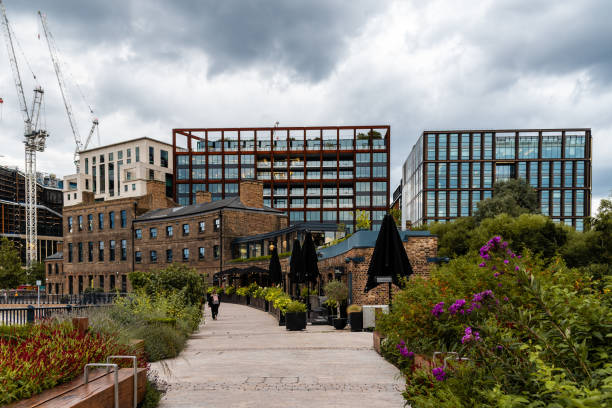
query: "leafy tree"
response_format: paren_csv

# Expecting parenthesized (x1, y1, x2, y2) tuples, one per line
(0, 237, 25, 288)
(26, 261, 45, 285)
(474, 178, 539, 222)
(389, 208, 401, 227)
(355, 209, 371, 230)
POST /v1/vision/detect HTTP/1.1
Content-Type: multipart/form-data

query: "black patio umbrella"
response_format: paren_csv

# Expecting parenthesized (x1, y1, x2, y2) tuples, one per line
(268, 245, 283, 286)
(301, 232, 320, 318)
(288, 239, 303, 297)
(364, 213, 413, 305)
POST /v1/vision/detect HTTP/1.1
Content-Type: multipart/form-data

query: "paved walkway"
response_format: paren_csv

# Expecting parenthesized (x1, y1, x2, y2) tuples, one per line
(151, 302, 405, 407)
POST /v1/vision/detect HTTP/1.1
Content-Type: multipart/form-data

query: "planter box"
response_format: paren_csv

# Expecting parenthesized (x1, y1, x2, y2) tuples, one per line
(349, 311, 363, 332)
(373, 331, 385, 355)
(285, 312, 307, 331)
(333, 317, 347, 330)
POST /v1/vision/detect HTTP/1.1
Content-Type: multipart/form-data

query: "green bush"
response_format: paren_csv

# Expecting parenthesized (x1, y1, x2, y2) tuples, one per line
(285, 300, 307, 313)
(129, 264, 205, 305)
(378, 236, 612, 407)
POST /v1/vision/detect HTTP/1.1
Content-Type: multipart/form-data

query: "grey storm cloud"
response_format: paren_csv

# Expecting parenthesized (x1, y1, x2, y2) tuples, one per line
(10, 0, 388, 82)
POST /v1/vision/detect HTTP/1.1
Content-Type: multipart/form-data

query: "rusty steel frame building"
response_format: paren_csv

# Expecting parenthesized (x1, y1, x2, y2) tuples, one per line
(402, 128, 592, 230)
(172, 126, 390, 232)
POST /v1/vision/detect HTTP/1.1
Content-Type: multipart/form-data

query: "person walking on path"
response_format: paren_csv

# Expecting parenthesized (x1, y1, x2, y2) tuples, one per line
(208, 289, 221, 320)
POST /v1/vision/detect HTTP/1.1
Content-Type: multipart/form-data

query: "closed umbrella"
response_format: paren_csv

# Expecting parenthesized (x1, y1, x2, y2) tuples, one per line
(364, 213, 413, 305)
(301, 232, 320, 318)
(268, 245, 283, 286)
(288, 239, 303, 297)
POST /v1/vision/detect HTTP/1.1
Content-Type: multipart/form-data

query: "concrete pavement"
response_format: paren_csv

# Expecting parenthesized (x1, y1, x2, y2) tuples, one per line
(151, 302, 405, 407)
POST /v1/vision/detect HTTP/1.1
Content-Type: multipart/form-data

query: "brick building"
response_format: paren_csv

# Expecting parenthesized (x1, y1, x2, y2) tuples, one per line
(49, 180, 175, 295)
(132, 181, 288, 279)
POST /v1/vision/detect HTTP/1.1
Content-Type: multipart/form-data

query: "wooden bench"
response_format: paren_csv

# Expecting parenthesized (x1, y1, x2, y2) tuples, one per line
(7, 367, 147, 408)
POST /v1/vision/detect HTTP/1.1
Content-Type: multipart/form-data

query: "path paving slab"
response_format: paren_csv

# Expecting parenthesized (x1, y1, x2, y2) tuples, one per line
(151, 302, 405, 408)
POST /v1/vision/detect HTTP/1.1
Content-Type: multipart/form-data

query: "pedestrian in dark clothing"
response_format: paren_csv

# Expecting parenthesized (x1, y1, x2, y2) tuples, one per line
(208, 289, 221, 320)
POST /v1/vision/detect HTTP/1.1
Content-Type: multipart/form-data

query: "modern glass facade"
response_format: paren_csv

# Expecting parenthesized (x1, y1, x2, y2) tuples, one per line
(173, 126, 390, 231)
(402, 129, 592, 230)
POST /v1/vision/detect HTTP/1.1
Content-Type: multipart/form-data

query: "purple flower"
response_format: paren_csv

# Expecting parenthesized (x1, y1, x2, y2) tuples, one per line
(461, 326, 481, 344)
(496, 345, 503, 351)
(408, 351, 414, 358)
(448, 299, 467, 315)
(493, 272, 500, 278)
(502, 241, 508, 248)
(431, 302, 445, 317)
(517, 255, 522, 259)
(510, 253, 515, 258)
(503, 259, 509, 264)
(432, 367, 446, 381)
(498, 283, 503, 287)
(399, 347, 410, 357)
(515, 266, 520, 271)
(492, 265, 497, 271)
(479, 262, 486, 268)
(483, 254, 491, 260)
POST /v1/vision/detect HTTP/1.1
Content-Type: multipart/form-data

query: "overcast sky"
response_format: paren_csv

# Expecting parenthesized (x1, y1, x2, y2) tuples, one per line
(1, 0, 610, 214)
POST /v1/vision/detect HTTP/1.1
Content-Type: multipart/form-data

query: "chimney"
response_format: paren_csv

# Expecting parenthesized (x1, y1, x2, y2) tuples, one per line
(81, 191, 95, 205)
(145, 180, 169, 209)
(195, 191, 212, 204)
(239, 180, 263, 208)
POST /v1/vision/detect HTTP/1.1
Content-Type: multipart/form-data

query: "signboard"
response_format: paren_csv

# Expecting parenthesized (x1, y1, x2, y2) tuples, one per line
(376, 276, 392, 283)
(36, 280, 41, 286)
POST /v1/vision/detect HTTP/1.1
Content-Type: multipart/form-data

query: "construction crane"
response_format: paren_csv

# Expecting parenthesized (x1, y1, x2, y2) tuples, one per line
(1, 0, 49, 268)
(38, 10, 98, 172)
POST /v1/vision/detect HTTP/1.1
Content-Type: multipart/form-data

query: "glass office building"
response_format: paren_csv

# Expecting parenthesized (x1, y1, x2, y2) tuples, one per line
(401, 129, 592, 230)
(173, 126, 390, 232)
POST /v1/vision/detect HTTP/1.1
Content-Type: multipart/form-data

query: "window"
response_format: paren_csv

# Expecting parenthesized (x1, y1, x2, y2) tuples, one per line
(529, 162, 539, 188)
(150, 227, 158, 239)
(427, 163, 436, 188)
(372, 152, 387, 162)
(484, 133, 493, 159)
(496, 134, 515, 159)
(472, 163, 481, 188)
(85, 158, 89, 175)
(576, 190, 585, 216)
(226, 154, 238, 164)
(148, 146, 154, 165)
(109, 152, 114, 162)
(472, 191, 480, 213)
(87, 214, 93, 231)
(461, 163, 470, 188)
(552, 162, 561, 187)
(214, 218, 220, 231)
(565, 135, 585, 158)
(449, 134, 458, 160)
(148, 169, 155, 180)
(135, 251, 142, 263)
(426, 192, 435, 217)
(576, 161, 585, 187)
(564, 161, 573, 187)
(449, 163, 458, 188)
(356, 182, 370, 192)
(183, 248, 189, 261)
(78, 242, 83, 262)
(552, 190, 561, 216)
(518, 136, 538, 159)
(166, 225, 173, 237)
(323, 211, 336, 221)
(449, 191, 458, 217)
(199, 221, 205, 233)
(241, 155, 255, 164)
(356, 166, 370, 178)
(427, 134, 436, 160)
(120, 210, 127, 228)
(542, 135, 562, 158)
(135, 146, 140, 162)
(290, 212, 304, 222)
(541, 190, 550, 216)
(472, 134, 481, 159)
(241, 167, 255, 179)
(109, 240, 116, 261)
(496, 164, 515, 181)
(150, 250, 158, 263)
(98, 241, 104, 261)
(166, 249, 173, 263)
(68, 243, 73, 262)
(108, 163, 115, 196)
(541, 162, 550, 187)
(100, 164, 105, 193)
(192, 168, 205, 179)
(213, 245, 220, 259)
(438, 134, 447, 160)
(98, 213, 104, 230)
(372, 195, 386, 206)
(372, 166, 386, 178)
(68, 216, 73, 233)
(121, 240, 127, 261)
(564, 190, 573, 217)
(518, 162, 527, 180)
(438, 191, 446, 217)
(306, 211, 320, 221)
(225, 168, 238, 179)
(199, 247, 205, 260)
(88, 242, 94, 262)
(225, 183, 238, 194)
(183, 224, 190, 235)
(209, 155, 222, 165)
(135, 229, 142, 239)
(160, 150, 168, 168)
(461, 191, 469, 217)
(356, 196, 370, 206)
(437, 163, 446, 188)
(461, 134, 470, 159)
(209, 168, 222, 179)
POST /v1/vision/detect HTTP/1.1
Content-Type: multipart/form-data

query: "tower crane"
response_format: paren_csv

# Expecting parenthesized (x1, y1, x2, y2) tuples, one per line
(1, 0, 49, 268)
(38, 10, 98, 172)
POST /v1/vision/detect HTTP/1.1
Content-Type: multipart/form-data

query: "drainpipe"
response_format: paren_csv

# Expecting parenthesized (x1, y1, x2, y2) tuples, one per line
(219, 210, 223, 280)
(131, 202, 136, 276)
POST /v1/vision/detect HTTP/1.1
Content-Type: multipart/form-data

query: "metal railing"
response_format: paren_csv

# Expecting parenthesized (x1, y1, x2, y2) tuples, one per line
(0, 292, 127, 305)
(0, 304, 108, 325)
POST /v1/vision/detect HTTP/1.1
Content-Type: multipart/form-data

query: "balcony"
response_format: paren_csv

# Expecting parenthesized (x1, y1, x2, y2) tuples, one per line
(257, 161, 271, 168)
(306, 161, 320, 168)
(290, 161, 304, 168)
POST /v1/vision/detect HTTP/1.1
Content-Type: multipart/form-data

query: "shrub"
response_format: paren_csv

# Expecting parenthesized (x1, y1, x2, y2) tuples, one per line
(377, 236, 612, 407)
(129, 264, 205, 305)
(224, 286, 235, 296)
(285, 300, 307, 313)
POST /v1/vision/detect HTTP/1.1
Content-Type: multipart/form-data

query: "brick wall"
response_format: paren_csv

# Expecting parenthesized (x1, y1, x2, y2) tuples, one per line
(239, 180, 263, 208)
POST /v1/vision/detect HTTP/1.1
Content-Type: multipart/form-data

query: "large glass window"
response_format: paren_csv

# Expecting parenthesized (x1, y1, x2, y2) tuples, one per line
(149, 147, 154, 165)
(373, 152, 387, 163)
(449, 191, 458, 217)
(576, 161, 585, 187)
(160, 150, 168, 168)
(449, 134, 458, 160)
(88, 242, 94, 262)
(552, 162, 561, 187)
(438, 164, 446, 188)
(427, 192, 435, 217)
(438, 134, 447, 160)
(541, 162, 550, 188)
(192, 168, 205, 179)
(372, 166, 386, 178)
(472, 191, 480, 212)
(306, 211, 320, 221)
(565, 135, 585, 158)
(496, 164, 515, 182)
(121, 240, 127, 261)
(460, 191, 469, 217)
(542, 135, 562, 158)
(372, 196, 386, 206)
(518, 136, 538, 159)
(356, 182, 370, 192)
(241, 167, 255, 179)
(449, 163, 458, 188)
(576, 190, 584, 216)
(177, 155, 189, 165)
(68, 243, 73, 262)
(484, 133, 493, 159)
(109, 240, 115, 261)
(460, 163, 470, 188)
(98, 241, 104, 261)
(564, 190, 573, 216)
(518, 162, 527, 180)
(356, 166, 370, 178)
(120, 210, 127, 228)
(496, 134, 515, 159)
(225, 168, 238, 179)
(529, 162, 538, 188)
(290, 212, 304, 222)
(472, 163, 481, 188)
(427, 135, 436, 160)
(438, 191, 446, 217)
(209, 168, 222, 179)
(552, 190, 561, 216)
(356, 196, 370, 206)
(427, 163, 436, 188)
(472, 134, 481, 160)
(356, 153, 370, 163)
(461, 134, 470, 159)
(564, 161, 573, 187)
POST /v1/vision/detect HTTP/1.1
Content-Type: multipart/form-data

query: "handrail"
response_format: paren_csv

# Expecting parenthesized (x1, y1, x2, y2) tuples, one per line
(107, 355, 138, 408)
(84, 363, 119, 408)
